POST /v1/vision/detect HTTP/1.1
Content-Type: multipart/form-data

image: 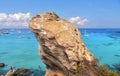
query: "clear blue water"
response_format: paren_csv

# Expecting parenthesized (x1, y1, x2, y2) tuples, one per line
(0, 28, 120, 75)
(80, 28, 120, 66)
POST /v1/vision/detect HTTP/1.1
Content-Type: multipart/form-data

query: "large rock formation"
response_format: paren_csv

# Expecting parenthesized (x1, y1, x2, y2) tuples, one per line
(29, 12, 99, 76)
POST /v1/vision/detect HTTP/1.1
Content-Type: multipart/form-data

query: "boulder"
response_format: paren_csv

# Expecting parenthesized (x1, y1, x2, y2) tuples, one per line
(5, 70, 15, 76)
(13, 68, 33, 76)
(29, 12, 100, 76)
(0, 63, 5, 68)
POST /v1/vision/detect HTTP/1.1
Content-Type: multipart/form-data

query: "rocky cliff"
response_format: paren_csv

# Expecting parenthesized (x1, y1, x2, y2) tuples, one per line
(29, 12, 100, 76)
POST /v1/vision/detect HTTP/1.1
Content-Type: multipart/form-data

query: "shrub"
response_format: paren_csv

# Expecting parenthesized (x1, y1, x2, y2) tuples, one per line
(98, 65, 118, 76)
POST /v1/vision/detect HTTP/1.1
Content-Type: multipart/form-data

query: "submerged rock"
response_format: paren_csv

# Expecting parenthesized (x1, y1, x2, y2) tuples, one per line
(14, 68, 33, 76)
(0, 62, 5, 68)
(29, 12, 100, 76)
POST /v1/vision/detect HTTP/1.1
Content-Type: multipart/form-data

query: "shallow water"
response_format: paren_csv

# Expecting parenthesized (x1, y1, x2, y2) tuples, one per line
(0, 28, 120, 75)
(80, 28, 120, 66)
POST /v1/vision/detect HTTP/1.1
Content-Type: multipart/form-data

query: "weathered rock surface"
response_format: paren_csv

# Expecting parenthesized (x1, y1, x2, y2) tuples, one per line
(5, 70, 15, 76)
(29, 12, 100, 76)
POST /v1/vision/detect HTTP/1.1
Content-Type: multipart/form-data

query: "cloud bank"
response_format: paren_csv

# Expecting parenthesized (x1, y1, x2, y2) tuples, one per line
(69, 16, 88, 26)
(0, 13, 88, 28)
(0, 13, 31, 27)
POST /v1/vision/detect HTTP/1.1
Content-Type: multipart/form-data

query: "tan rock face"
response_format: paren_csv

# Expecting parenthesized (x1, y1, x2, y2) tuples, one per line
(29, 12, 99, 76)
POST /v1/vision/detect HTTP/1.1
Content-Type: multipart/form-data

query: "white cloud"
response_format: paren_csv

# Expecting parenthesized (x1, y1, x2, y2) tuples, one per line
(0, 13, 31, 27)
(69, 16, 88, 26)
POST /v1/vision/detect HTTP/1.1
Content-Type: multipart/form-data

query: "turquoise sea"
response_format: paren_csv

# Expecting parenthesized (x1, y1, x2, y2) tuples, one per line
(0, 28, 120, 75)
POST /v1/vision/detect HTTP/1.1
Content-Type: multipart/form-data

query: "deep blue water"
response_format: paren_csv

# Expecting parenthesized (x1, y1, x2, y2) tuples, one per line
(0, 28, 120, 75)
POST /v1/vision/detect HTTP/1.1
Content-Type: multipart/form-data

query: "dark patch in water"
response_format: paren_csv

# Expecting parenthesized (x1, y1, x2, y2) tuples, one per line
(114, 55, 120, 57)
(0, 69, 7, 75)
(102, 42, 113, 46)
(113, 64, 120, 72)
(30, 65, 45, 76)
(108, 31, 120, 40)
(0, 52, 8, 55)
(31, 69, 45, 76)
(115, 31, 120, 34)
(116, 31, 120, 34)
(104, 64, 115, 70)
(107, 35, 118, 39)
(104, 63, 120, 74)
(0, 56, 3, 57)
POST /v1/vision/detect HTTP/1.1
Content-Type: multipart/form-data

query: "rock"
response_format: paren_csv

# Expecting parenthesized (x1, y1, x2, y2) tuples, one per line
(29, 12, 100, 76)
(13, 68, 33, 76)
(0, 63, 5, 68)
(5, 67, 33, 76)
(5, 66, 15, 76)
(5, 70, 15, 76)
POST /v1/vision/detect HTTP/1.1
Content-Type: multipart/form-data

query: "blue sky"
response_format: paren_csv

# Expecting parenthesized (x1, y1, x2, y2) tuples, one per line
(0, 0, 120, 28)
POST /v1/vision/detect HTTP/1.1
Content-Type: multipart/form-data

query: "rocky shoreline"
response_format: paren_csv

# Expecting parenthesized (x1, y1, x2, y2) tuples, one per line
(0, 62, 45, 76)
(0, 63, 33, 76)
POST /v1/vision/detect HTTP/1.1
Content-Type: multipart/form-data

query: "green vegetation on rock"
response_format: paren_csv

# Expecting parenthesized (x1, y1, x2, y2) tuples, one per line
(98, 65, 118, 76)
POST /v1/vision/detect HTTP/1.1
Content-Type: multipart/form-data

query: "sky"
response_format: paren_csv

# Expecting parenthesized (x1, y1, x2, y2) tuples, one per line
(0, 0, 120, 28)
